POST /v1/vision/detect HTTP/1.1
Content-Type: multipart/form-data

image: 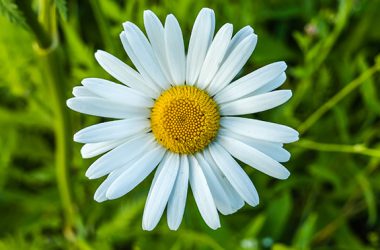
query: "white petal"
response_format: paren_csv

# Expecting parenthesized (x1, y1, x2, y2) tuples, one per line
(142, 153, 180, 231)
(224, 26, 254, 59)
(143, 10, 173, 82)
(106, 144, 166, 200)
(73, 86, 95, 97)
(214, 61, 287, 104)
(220, 90, 292, 115)
(119, 32, 161, 96)
(195, 153, 241, 215)
(94, 50, 158, 98)
(207, 34, 258, 95)
(85, 133, 154, 179)
(74, 118, 150, 143)
(94, 168, 124, 202)
(189, 156, 220, 229)
(220, 117, 299, 143)
(81, 139, 127, 159)
(218, 135, 290, 179)
(66, 97, 150, 119)
(208, 143, 259, 206)
(122, 22, 170, 90)
(196, 23, 233, 90)
(202, 149, 245, 212)
(165, 14, 186, 85)
(186, 8, 215, 85)
(82, 78, 154, 108)
(220, 129, 290, 162)
(251, 72, 287, 95)
(167, 155, 189, 230)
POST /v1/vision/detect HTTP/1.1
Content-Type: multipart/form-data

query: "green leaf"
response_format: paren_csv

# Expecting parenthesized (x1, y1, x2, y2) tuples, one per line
(54, 0, 67, 20)
(293, 214, 318, 250)
(96, 198, 145, 242)
(356, 173, 377, 225)
(244, 214, 266, 238)
(358, 54, 380, 116)
(0, 0, 26, 27)
(262, 192, 292, 239)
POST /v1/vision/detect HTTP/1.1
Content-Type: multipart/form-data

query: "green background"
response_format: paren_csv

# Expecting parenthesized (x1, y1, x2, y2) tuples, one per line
(0, 0, 379, 249)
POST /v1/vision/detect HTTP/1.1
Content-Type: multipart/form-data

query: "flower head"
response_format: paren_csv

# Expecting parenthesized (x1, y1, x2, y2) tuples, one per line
(67, 8, 299, 231)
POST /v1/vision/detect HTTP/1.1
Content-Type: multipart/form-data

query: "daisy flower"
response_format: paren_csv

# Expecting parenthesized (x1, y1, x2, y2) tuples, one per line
(67, 8, 299, 231)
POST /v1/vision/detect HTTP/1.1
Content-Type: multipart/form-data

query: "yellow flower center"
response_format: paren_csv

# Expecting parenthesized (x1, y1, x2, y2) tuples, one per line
(151, 85, 220, 154)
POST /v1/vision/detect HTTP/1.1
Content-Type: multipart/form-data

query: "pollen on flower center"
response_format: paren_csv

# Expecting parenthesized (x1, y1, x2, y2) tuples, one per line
(151, 85, 220, 154)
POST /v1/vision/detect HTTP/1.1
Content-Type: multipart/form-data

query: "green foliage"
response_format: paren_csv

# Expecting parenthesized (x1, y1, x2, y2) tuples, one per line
(0, 0, 26, 27)
(54, 0, 67, 20)
(0, 0, 380, 249)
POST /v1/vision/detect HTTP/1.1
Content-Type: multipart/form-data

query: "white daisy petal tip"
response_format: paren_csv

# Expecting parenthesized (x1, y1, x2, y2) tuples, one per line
(280, 60, 288, 68)
(85, 170, 99, 180)
(143, 11, 160, 29)
(245, 25, 254, 33)
(94, 50, 110, 65)
(142, 224, 153, 231)
(168, 223, 179, 231)
(220, 89, 293, 116)
(122, 21, 134, 30)
(86, 169, 110, 180)
(226, 23, 233, 30)
(164, 13, 186, 85)
(244, 33, 257, 46)
(143, 9, 154, 16)
(73, 132, 81, 143)
(166, 13, 176, 20)
(280, 90, 292, 104)
(251, 34, 258, 49)
(142, 153, 180, 231)
(94, 49, 103, 58)
(164, 14, 176, 27)
(94, 193, 107, 203)
(84, 169, 92, 179)
(66, 98, 77, 111)
(119, 32, 128, 45)
(105, 189, 117, 200)
(200, 8, 215, 19)
(282, 170, 291, 180)
(189, 156, 221, 229)
(271, 61, 287, 73)
(253, 199, 260, 207)
(66, 98, 72, 109)
(122, 21, 141, 35)
(200, 7, 214, 12)
(93, 197, 105, 203)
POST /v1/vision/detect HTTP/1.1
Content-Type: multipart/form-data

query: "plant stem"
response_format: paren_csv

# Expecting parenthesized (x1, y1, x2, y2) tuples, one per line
(89, 0, 116, 52)
(298, 63, 380, 134)
(296, 139, 380, 158)
(42, 50, 76, 239)
(17, 0, 76, 239)
(16, 0, 51, 48)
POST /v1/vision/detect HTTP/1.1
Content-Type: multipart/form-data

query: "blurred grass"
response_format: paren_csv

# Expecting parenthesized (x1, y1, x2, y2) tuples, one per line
(1, 0, 380, 249)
